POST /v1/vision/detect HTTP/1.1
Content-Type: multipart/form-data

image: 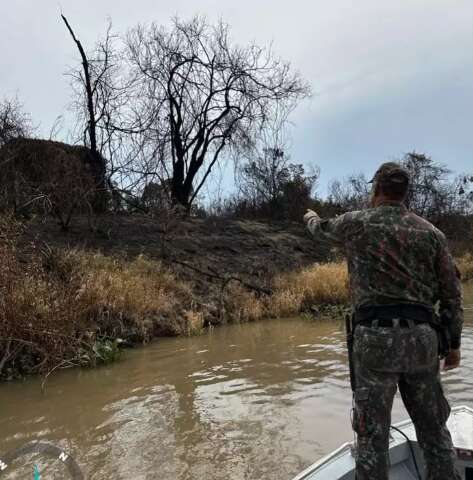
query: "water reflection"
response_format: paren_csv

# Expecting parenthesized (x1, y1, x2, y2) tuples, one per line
(0, 288, 471, 479)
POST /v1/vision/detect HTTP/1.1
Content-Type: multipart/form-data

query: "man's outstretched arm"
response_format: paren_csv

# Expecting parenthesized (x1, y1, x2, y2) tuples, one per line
(304, 209, 360, 246)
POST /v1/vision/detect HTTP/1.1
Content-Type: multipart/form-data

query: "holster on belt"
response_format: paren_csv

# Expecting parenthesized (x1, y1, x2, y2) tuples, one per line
(345, 312, 356, 392)
(431, 314, 451, 359)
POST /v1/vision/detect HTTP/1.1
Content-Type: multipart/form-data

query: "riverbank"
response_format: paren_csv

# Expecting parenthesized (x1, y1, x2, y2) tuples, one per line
(1, 214, 472, 380)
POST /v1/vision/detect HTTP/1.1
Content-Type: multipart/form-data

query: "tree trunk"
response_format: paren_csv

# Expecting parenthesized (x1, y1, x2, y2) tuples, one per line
(171, 180, 192, 210)
(62, 14, 107, 213)
(171, 152, 193, 209)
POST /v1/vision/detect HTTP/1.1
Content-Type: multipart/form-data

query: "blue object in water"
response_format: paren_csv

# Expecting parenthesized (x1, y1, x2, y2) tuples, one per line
(33, 464, 41, 480)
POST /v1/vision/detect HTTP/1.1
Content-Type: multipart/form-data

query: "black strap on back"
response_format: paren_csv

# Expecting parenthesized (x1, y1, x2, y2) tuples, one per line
(354, 303, 433, 325)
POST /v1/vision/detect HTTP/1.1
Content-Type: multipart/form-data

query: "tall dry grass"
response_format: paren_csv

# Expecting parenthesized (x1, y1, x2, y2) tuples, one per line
(457, 253, 473, 283)
(66, 251, 195, 338)
(222, 262, 349, 323)
(272, 262, 348, 311)
(0, 215, 198, 379)
(223, 283, 266, 323)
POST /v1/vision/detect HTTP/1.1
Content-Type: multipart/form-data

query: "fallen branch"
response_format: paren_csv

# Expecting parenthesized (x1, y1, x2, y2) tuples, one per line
(168, 257, 273, 296)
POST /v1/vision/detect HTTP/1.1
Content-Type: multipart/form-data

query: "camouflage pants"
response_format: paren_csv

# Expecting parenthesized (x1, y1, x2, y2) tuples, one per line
(352, 321, 460, 480)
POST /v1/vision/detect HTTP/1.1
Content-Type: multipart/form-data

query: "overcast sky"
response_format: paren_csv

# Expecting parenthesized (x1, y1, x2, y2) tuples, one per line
(2, 0, 472, 194)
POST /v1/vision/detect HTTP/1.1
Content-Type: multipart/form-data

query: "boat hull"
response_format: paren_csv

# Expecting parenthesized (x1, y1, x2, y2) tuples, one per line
(293, 405, 473, 480)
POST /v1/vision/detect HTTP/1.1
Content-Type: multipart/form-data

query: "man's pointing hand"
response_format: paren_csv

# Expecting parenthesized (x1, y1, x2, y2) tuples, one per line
(303, 209, 319, 224)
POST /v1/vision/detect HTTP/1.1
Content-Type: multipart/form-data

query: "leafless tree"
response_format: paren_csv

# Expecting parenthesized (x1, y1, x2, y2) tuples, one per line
(0, 98, 34, 213)
(401, 152, 470, 219)
(126, 16, 310, 209)
(401, 152, 473, 236)
(234, 118, 319, 221)
(64, 15, 161, 212)
(63, 15, 130, 211)
(0, 97, 32, 147)
(239, 147, 283, 204)
(402, 152, 449, 217)
(62, 15, 99, 155)
(328, 173, 371, 211)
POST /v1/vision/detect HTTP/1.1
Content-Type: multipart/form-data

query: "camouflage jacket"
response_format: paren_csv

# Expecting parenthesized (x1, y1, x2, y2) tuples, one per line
(306, 201, 463, 348)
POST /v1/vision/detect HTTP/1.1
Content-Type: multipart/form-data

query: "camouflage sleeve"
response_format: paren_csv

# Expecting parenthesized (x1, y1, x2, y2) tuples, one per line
(435, 233, 463, 349)
(306, 211, 361, 246)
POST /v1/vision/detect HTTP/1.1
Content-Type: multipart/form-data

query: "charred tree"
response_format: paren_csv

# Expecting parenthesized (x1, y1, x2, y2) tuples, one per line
(62, 14, 107, 211)
(127, 16, 310, 209)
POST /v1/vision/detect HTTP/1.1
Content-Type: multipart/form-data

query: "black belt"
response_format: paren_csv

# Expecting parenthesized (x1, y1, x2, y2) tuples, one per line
(354, 304, 433, 328)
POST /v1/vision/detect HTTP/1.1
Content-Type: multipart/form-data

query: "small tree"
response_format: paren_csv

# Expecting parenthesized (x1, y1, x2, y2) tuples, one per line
(40, 149, 96, 230)
(402, 152, 451, 218)
(238, 147, 288, 206)
(0, 97, 32, 147)
(327, 173, 370, 212)
(141, 180, 172, 211)
(401, 152, 473, 237)
(236, 147, 318, 220)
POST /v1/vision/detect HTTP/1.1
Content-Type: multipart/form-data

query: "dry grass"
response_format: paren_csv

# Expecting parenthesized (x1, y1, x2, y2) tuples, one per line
(273, 262, 349, 309)
(0, 215, 198, 379)
(68, 251, 194, 338)
(223, 283, 266, 323)
(222, 262, 349, 322)
(0, 240, 80, 379)
(457, 253, 473, 283)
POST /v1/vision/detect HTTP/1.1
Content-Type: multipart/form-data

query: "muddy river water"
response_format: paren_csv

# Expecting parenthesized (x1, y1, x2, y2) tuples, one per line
(1, 285, 472, 479)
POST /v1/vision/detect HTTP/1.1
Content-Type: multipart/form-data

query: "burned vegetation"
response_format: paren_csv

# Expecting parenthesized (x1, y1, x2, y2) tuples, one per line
(0, 138, 108, 229)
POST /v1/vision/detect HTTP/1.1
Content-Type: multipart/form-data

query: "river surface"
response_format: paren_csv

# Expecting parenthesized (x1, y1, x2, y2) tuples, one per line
(1, 285, 472, 479)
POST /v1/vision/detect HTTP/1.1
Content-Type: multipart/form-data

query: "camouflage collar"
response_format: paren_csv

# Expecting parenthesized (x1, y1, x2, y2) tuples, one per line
(377, 201, 407, 211)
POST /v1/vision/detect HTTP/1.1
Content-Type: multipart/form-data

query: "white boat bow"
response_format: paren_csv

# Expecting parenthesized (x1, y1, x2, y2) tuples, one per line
(293, 405, 473, 480)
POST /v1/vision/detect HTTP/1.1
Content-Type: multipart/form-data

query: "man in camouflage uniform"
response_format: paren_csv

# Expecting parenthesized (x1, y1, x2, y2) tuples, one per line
(304, 162, 463, 480)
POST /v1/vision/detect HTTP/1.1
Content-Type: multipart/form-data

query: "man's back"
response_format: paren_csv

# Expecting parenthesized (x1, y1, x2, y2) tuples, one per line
(342, 203, 448, 307)
(307, 201, 463, 349)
